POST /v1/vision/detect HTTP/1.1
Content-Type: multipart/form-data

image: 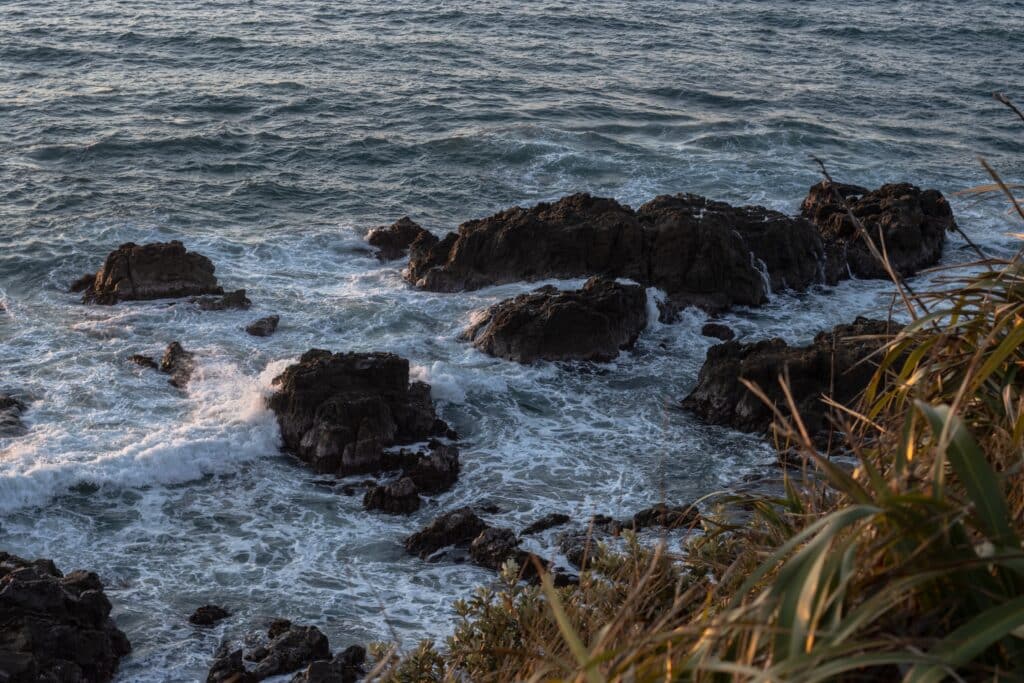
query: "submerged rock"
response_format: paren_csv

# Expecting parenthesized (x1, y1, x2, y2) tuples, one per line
(366, 216, 432, 261)
(802, 181, 955, 280)
(80, 241, 223, 304)
(267, 350, 450, 476)
(701, 322, 735, 341)
(161, 341, 195, 388)
(406, 192, 826, 314)
(462, 277, 648, 363)
(0, 393, 28, 437)
(194, 289, 251, 311)
(405, 507, 489, 559)
(190, 604, 231, 626)
(129, 354, 159, 370)
(682, 317, 896, 439)
(246, 315, 280, 337)
(0, 552, 131, 683)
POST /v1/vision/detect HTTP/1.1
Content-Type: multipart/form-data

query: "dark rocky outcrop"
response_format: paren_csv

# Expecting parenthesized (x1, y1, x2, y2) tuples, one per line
(406, 192, 827, 314)
(701, 322, 735, 341)
(405, 507, 489, 559)
(802, 181, 955, 280)
(682, 317, 897, 439)
(462, 277, 648, 363)
(520, 513, 571, 536)
(79, 241, 223, 304)
(363, 477, 421, 515)
(290, 645, 365, 683)
(0, 394, 27, 437)
(161, 342, 195, 388)
(189, 604, 230, 626)
(631, 503, 701, 530)
(267, 350, 450, 476)
(207, 620, 334, 683)
(129, 354, 159, 370)
(246, 315, 280, 337)
(69, 273, 95, 293)
(194, 289, 251, 311)
(366, 217, 432, 261)
(0, 552, 131, 683)
(469, 527, 522, 572)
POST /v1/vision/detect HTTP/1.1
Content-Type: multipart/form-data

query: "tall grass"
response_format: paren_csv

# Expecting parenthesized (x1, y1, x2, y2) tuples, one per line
(372, 101, 1024, 682)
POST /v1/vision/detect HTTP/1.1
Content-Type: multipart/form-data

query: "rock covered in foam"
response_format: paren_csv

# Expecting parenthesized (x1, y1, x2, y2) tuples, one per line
(406, 192, 827, 314)
(79, 241, 223, 304)
(0, 552, 131, 682)
(682, 317, 897, 440)
(462, 276, 648, 363)
(802, 181, 955, 280)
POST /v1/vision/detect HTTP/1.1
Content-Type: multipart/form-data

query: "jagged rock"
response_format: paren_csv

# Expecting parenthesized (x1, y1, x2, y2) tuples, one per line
(0, 394, 27, 437)
(406, 192, 826, 314)
(290, 645, 365, 683)
(207, 620, 331, 683)
(631, 503, 701, 530)
(701, 322, 735, 341)
(682, 317, 896, 439)
(468, 527, 521, 571)
(0, 552, 131, 683)
(367, 217, 432, 261)
(129, 354, 159, 370)
(520, 513, 571, 536)
(69, 273, 95, 293)
(80, 241, 222, 304)
(462, 277, 648, 363)
(194, 289, 251, 311)
(403, 443, 460, 493)
(363, 477, 421, 515)
(189, 604, 230, 626)
(802, 181, 955, 280)
(405, 507, 489, 559)
(246, 315, 280, 337)
(266, 350, 449, 476)
(161, 342, 195, 388)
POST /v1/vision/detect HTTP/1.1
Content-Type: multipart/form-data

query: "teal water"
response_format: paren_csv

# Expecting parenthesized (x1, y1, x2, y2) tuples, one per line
(1, 2, 1022, 680)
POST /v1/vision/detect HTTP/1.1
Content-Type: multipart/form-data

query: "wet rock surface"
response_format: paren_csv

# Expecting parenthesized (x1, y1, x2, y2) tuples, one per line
(206, 619, 339, 683)
(189, 604, 230, 626)
(407, 192, 827, 313)
(701, 322, 735, 341)
(366, 216, 432, 261)
(520, 512, 571, 536)
(462, 276, 648, 363)
(682, 317, 897, 439)
(160, 341, 195, 388)
(245, 315, 280, 337)
(0, 552, 131, 683)
(0, 394, 28, 437)
(79, 241, 222, 304)
(194, 289, 251, 311)
(289, 645, 366, 683)
(405, 507, 488, 559)
(802, 181, 955, 280)
(267, 350, 449, 476)
(363, 476, 421, 515)
(631, 503, 701, 530)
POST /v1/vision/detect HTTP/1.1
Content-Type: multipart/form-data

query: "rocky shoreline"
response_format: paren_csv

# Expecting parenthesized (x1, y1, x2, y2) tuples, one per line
(2, 179, 946, 681)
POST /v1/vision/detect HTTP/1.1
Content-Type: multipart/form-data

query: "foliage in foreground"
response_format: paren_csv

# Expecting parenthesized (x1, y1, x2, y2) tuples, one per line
(369, 104, 1024, 682)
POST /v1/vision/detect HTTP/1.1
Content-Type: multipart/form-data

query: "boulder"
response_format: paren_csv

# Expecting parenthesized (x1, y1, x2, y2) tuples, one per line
(0, 552, 131, 683)
(631, 503, 701, 530)
(69, 273, 95, 293)
(129, 354, 159, 370)
(266, 350, 449, 476)
(246, 315, 280, 337)
(406, 192, 826, 314)
(80, 241, 223, 304)
(405, 507, 489, 559)
(363, 477, 420, 515)
(462, 277, 647, 363)
(189, 604, 230, 626)
(161, 342, 195, 388)
(801, 181, 955, 280)
(367, 217, 432, 261)
(468, 527, 521, 572)
(207, 620, 330, 683)
(194, 289, 251, 311)
(290, 645, 365, 683)
(701, 322, 735, 341)
(0, 394, 27, 437)
(403, 443, 460, 494)
(682, 317, 896, 439)
(520, 513, 571, 536)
